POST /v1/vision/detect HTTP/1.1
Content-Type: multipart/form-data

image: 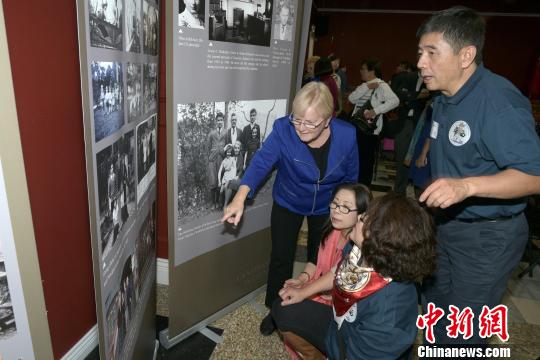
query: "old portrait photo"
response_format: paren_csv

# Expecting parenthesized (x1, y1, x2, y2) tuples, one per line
(96, 130, 136, 257)
(136, 115, 157, 203)
(143, 63, 158, 115)
(125, 0, 142, 53)
(91, 61, 124, 143)
(0, 248, 17, 339)
(127, 63, 142, 123)
(178, 0, 205, 29)
(273, 0, 295, 41)
(134, 202, 156, 294)
(104, 254, 137, 360)
(89, 0, 123, 50)
(143, 0, 159, 56)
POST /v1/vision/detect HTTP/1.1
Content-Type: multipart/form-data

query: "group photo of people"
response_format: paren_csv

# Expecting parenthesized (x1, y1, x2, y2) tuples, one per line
(134, 202, 156, 296)
(97, 130, 136, 257)
(104, 198, 155, 360)
(105, 254, 138, 360)
(176, 99, 287, 225)
(91, 61, 125, 142)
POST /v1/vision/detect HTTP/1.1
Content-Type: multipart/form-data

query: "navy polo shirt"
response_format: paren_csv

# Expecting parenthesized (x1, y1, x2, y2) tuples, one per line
(429, 65, 540, 220)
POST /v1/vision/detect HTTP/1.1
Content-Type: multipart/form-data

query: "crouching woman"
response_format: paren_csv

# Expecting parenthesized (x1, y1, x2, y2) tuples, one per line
(326, 194, 436, 359)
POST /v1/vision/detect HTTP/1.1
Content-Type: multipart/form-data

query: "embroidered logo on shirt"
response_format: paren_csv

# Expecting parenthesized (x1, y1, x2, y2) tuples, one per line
(448, 121, 471, 146)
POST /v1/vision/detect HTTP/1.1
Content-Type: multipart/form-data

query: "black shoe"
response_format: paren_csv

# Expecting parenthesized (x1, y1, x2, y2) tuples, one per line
(259, 313, 276, 336)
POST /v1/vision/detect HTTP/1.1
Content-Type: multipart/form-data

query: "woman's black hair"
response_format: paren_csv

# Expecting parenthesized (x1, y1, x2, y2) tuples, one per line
(361, 58, 382, 79)
(320, 183, 372, 248)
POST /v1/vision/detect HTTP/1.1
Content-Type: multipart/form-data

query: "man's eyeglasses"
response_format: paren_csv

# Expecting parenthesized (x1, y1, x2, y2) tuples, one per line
(329, 201, 357, 214)
(289, 114, 325, 130)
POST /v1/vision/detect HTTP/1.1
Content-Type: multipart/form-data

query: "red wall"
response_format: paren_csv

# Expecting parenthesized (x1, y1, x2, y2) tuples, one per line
(313, 11, 540, 94)
(3, 1, 96, 358)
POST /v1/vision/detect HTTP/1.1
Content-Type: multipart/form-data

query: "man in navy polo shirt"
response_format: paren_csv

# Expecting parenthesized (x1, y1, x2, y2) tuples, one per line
(416, 6, 540, 345)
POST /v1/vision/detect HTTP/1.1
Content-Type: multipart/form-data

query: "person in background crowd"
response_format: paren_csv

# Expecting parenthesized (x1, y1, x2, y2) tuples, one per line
(405, 102, 433, 199)
(302, 55, 320, 86)
(390, 62, 430, 195)
(314, 57, 340, 115)
(221, 82, 359, 336)
(348, 58, 399, 186)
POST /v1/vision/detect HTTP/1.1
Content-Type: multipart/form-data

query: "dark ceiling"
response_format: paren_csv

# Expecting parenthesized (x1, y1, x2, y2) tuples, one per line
(312, 0, 540, 14)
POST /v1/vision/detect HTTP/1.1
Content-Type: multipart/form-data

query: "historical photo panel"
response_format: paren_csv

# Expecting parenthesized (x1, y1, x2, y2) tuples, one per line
(96, 131, 136, 258)
(0, 246, 17, 339)
(89, 0, 124, 50)
(127, 62, 142, 123)
(143, 0, 159, 56)
(176, 99, 286, 225)
(273, 0, 295, 41)
(103, 201, 155, 359)
(143, 63, 158, 115)
(178, 0, 205, 29)
(92, 61, 125, 143)
(136, 115, 157, 203)
(208, 0, 272, 47)
(125, 0, 142, 53)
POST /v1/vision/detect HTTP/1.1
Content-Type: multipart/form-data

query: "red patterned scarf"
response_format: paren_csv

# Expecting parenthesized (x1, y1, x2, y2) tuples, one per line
(332, 245, 391, 328)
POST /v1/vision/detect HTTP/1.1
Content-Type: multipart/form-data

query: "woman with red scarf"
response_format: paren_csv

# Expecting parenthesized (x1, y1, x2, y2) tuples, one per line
(278, 194, 436, 359)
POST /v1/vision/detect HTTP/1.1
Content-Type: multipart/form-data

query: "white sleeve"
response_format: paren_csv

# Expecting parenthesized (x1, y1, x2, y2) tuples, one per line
(348, 83, 370, 105)
(372, 82, 399, 116)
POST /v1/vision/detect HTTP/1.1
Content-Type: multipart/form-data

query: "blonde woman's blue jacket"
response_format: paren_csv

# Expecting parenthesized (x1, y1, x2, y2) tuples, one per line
(240, 116, 359, 216)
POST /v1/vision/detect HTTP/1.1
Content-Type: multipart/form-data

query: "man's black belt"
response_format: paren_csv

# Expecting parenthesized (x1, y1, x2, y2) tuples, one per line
(452, 212, 523, 223)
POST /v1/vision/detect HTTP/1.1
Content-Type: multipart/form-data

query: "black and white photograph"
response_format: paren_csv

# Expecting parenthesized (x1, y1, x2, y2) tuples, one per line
(143, 63, 158, 114)
(89, 0, 124, 50)
(136, 115, 157, 203)
(273, 0, 295, 41)
(176, 99, 286, 224)
(0, 246, 17, 339)
(104, 254, 137, 360)
(125, 0, 142, 53)
(178, 0, 205, 29)
(96, 130, 136, 257)
(143, 0, 159, 56)
(91, 61, 125, 143)
(208, 0, 272, 47)
(134, 202, 155, 296)
(126, 63, 142, 123)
